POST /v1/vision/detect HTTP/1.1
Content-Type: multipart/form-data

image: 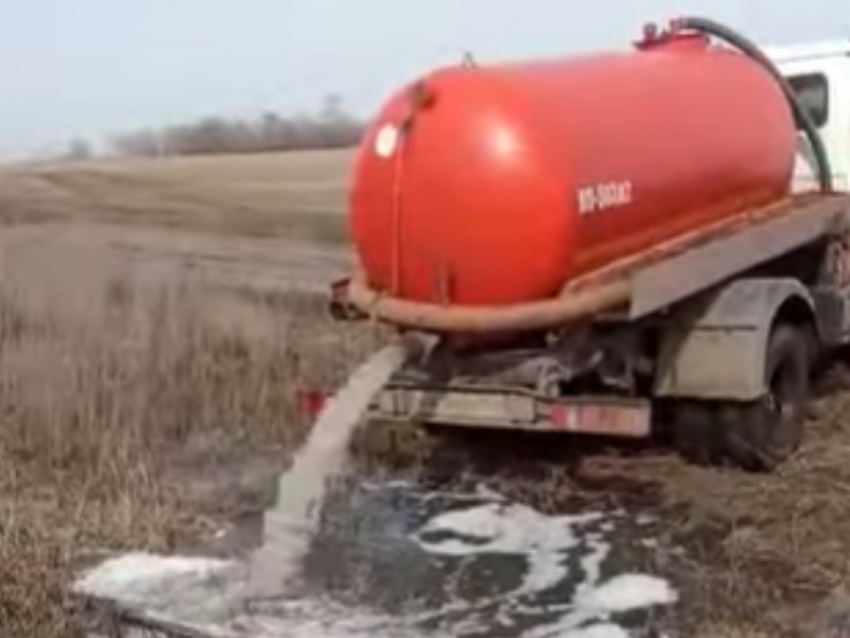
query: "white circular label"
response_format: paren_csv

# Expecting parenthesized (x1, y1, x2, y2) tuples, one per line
(374, 124, 399, 159)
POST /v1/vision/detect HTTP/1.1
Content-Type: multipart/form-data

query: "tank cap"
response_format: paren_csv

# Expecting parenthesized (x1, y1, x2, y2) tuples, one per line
(642, 22, 661, 42)
(635, 22, 710, 51)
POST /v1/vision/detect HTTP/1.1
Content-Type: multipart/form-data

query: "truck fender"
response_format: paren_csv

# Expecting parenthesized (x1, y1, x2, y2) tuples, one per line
(653, 278, 817, 401)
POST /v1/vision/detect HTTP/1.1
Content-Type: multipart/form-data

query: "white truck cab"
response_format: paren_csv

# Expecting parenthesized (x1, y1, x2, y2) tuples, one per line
(765, 40, 850, 192)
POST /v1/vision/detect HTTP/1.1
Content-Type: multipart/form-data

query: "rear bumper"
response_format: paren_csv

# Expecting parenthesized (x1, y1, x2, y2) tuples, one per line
(369, 385, 652, 438)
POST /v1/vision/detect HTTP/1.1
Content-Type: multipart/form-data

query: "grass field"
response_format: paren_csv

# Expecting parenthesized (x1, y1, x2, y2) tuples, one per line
(0, 149, 353, 240)
(0, 148, 376, 636)
(2, 149, 850, 637)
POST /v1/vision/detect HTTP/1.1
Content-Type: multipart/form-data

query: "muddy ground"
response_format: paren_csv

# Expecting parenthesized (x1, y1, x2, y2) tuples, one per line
(2, 153, 850, 638)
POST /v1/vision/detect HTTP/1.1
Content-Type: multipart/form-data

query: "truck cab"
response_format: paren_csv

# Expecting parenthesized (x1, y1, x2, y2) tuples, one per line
(766, 40, 850, 192)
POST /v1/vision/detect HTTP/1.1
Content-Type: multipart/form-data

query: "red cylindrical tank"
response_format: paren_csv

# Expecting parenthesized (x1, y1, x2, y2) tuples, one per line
(348, 31, 798, 307)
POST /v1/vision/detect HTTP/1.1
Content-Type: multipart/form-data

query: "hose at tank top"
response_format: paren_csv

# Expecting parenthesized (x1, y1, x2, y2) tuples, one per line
(672, 16, 833, 193)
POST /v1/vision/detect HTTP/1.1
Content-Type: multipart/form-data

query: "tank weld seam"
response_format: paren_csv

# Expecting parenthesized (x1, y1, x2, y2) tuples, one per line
(390, 135, 405, 296)
(390, 81, 434, 297)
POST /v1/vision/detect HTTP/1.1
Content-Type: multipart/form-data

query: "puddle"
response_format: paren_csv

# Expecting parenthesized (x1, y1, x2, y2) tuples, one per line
(74, 480, 678, 638)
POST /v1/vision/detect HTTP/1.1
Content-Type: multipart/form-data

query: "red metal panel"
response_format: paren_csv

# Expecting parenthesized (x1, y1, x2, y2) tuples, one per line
(548, 401, 651, 438)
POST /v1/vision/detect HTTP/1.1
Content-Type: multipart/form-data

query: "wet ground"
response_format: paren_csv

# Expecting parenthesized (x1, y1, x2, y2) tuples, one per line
(303, 480, 678, 637)
(75, 477, 682, 638)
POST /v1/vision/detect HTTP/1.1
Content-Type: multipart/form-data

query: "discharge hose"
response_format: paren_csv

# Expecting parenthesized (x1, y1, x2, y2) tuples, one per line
(348, 268, 630, 334)
(673, 16, 833, 193)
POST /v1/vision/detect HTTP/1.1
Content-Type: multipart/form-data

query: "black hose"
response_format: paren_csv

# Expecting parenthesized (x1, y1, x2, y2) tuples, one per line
(674, 16, 833, 192)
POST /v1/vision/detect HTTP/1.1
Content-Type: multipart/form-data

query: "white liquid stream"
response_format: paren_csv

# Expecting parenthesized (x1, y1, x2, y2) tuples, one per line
(245, 341, 415, 599)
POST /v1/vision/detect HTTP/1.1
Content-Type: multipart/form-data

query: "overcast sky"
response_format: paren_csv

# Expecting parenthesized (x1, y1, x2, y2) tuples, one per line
(0, 0, 846, 158)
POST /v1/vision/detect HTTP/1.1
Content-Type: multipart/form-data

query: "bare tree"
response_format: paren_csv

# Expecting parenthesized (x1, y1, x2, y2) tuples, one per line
(110, 96, 366, 158)
(64, 139, 94, 161)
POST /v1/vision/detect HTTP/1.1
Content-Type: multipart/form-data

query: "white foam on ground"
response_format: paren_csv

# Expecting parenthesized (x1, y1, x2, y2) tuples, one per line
(75, 554, 423, 638)
(74, 553, 242, 629)
(547, 623, 632, 638)
(578, 535, 610, 595)
(75, 553, 230, 604)
(415, 502, 603, 596)
(75, 494, 678, 638)
(577, 573, 678, 613)
(246, 342, 413, 598)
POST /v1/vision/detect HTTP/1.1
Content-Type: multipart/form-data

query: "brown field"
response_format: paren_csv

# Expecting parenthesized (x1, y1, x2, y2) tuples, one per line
(0, 150, 353, 238)
(2, 149, 850, 637)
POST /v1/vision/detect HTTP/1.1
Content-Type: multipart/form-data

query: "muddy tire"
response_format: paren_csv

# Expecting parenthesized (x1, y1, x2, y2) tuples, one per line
(721, 323, 811, 472)
(672, 401, 722, 466)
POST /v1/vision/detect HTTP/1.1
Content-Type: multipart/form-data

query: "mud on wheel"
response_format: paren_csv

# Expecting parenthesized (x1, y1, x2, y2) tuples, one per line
(674, 322, 813, 472)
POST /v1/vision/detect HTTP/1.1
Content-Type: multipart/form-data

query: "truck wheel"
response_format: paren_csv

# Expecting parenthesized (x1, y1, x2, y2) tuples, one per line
(672, 402, 722, 466)
(722, 324, 811, 472)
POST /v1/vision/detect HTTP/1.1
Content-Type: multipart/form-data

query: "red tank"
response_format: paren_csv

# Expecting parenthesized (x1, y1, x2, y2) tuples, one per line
(348, 31, 798, 307)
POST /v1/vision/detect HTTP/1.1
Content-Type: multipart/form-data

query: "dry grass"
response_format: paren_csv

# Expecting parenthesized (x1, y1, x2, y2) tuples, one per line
(0, 150, 352, 243)
(658, 391, 850, 636)
(0, 260, 382, 636)
(0, 150, 369, 636)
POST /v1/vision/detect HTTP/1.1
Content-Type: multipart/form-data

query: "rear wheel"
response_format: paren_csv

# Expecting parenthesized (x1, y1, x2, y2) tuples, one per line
(722, 324, 811, 471)
(672, 323, 812, 472)
(672, 402, 722, 466)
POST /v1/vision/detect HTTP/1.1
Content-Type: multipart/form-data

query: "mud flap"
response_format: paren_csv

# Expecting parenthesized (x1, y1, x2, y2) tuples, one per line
(654, 277, 816, 400)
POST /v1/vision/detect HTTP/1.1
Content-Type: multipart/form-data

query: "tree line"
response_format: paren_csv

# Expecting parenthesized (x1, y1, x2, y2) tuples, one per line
(66, 95, 366, 160)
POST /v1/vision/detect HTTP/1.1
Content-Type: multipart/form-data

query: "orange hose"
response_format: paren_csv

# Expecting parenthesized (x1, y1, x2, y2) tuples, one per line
(344, 194, 840, 334)
(347, 269, 631, 333)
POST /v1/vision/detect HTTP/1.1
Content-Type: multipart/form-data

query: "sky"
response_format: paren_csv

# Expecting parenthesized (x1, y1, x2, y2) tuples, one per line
(0, 0, 846, 158)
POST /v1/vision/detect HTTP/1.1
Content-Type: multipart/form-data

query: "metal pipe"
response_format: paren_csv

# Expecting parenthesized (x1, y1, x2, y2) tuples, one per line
(347, 269, 630, 334)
